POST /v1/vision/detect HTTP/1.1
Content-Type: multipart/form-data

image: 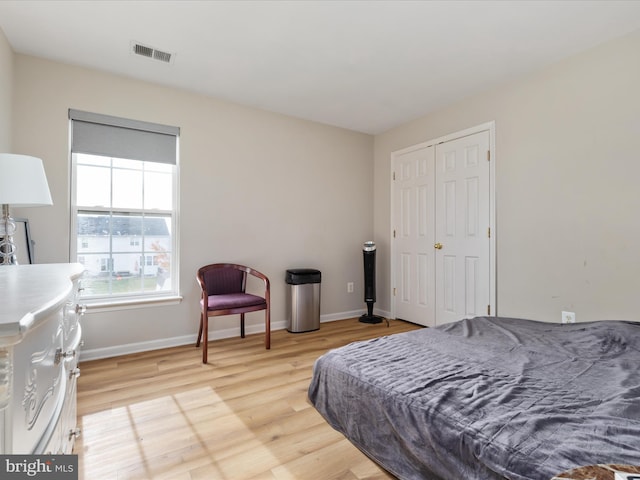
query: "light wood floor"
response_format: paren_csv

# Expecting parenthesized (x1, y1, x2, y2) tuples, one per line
(76, 318, 423, 480)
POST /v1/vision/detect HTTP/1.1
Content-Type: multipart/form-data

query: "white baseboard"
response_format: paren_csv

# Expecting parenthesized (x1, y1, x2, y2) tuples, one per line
(79, 308, 388, 361)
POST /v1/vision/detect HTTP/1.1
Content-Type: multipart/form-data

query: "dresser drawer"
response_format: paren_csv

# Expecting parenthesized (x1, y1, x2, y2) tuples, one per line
(11, 308, 65, 453)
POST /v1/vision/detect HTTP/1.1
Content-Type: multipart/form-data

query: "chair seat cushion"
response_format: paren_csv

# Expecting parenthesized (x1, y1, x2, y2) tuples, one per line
(202, 293, 266, 311)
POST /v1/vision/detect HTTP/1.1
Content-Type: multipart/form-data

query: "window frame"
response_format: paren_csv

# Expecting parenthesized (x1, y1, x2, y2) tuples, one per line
(69, 111, 181, 309)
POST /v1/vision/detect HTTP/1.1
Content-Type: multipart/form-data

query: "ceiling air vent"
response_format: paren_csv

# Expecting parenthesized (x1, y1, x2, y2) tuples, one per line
(153, 49, 172, 63)
(131, 42, 174, 64)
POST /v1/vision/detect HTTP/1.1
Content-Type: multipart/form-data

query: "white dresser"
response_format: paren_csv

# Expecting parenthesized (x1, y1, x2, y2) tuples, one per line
(0, 263, 85, 454)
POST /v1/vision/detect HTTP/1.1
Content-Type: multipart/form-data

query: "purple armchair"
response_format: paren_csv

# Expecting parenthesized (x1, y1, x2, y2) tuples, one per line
(196, 263, 271, 363)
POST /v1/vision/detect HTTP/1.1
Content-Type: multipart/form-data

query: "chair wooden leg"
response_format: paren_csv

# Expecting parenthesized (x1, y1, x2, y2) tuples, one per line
(196, 312, 204, 347)
(240, 313, 245, 338)
(265, 307, 271, 350)
(202, 316, 208, 364)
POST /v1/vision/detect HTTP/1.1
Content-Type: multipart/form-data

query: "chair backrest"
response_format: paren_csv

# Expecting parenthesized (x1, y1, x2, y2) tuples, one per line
(199, 264, 246, 296)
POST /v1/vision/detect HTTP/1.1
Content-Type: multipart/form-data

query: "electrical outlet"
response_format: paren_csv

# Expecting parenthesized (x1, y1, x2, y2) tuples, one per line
(561, 311, 576, 324)
(347, 282, 354, 293)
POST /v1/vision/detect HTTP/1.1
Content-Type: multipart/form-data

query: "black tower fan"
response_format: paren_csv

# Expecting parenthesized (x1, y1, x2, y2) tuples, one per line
(359, 241, 384, 324)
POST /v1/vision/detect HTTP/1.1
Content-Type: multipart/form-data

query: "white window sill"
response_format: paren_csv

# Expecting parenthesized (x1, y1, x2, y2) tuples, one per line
(83, 295, 183, 313)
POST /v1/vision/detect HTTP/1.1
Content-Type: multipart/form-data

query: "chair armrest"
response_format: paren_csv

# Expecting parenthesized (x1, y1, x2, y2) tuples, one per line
(247, 267, 270, 299)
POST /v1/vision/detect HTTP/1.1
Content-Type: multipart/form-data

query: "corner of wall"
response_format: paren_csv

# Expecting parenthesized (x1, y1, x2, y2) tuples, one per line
(0, 25, 14, 151)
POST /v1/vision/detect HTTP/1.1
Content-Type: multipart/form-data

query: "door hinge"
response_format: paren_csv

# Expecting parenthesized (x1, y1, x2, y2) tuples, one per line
(393, 171, 396, 180)
(487, 305, 491, 315)
(393, 288, 396, 296)
(393, 229, 396, 238)
(488, 227, 491, 238)
(487, 150, 490, 161)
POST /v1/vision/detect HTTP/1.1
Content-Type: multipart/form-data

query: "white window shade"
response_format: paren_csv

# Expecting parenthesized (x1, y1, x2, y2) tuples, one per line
(69, 109, 179, 165)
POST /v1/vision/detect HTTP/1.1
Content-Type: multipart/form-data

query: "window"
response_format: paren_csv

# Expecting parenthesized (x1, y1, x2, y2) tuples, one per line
(69, 109, 179, 303)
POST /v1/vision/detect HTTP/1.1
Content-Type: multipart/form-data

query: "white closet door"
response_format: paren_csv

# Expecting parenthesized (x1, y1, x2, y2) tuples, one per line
(434, 131, 491, 325)
(392, 145, 436, 327)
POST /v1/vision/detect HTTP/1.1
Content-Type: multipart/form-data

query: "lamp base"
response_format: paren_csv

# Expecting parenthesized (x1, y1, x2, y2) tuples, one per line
(0, 204, 17, 265)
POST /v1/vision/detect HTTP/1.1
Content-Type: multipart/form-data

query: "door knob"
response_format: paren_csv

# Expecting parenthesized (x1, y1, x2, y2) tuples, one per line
(434, 243, 443, 250)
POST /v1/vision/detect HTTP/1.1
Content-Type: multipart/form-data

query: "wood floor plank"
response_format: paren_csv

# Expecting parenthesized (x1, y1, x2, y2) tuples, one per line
(76, 318, 422, 479)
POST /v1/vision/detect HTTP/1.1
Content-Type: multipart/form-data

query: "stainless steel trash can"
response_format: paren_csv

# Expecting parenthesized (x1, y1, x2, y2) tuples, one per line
(286, 268, 321, 333)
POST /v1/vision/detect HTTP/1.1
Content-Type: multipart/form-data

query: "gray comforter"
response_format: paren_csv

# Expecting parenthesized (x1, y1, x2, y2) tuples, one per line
(308, 317, 640, 479)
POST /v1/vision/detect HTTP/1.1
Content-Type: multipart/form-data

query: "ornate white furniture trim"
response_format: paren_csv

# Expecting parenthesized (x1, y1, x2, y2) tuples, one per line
(0, 263, 85, 454)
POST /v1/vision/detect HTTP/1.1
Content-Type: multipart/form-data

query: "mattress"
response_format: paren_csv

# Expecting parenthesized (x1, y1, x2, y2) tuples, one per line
(308, 317, 640, 479)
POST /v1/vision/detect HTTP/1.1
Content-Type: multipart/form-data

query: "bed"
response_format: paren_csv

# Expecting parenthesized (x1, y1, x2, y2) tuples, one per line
(308, 316, 640, 479)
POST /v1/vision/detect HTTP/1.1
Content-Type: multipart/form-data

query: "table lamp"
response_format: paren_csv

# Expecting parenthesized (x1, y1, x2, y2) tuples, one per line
(0, 154, 53, 265)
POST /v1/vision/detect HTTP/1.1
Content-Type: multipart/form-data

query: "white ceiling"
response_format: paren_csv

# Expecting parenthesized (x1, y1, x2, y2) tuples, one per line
(1, 1, 640, 134)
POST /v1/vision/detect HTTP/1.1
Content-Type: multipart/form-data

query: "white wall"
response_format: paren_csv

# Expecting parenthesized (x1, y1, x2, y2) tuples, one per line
(9, 26, 640, 358)
(374, 29, 640, 323)
(10, 55, 373, 357)
(0, 28, 12, 151)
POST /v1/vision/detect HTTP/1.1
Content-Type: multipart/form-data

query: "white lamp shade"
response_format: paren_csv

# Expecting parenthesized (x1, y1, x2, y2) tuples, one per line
(0, 154, 53, 206)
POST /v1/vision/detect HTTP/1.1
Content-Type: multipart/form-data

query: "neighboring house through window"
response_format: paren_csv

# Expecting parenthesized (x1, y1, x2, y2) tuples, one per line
(69, 109, 180, 303)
